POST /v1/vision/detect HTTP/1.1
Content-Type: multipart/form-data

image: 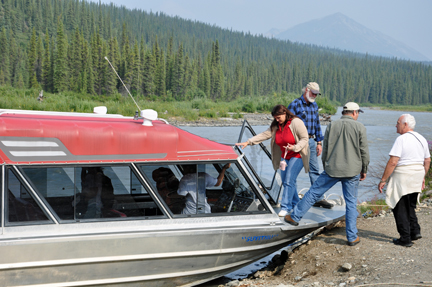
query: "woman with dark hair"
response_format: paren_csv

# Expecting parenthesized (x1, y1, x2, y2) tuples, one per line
(236, 105, 309, 216)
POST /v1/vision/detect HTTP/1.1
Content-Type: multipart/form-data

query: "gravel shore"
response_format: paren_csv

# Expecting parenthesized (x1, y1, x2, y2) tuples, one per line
(220, 201, 432, 287)
(168, 113, 332, 127)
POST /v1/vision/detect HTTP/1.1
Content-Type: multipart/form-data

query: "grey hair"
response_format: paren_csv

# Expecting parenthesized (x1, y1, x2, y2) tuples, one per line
(301, 87, 306, 94)
(401, 114, 416, 129)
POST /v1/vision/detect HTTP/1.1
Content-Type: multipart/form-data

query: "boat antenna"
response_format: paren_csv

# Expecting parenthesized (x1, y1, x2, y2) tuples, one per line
(104, 56, 141, 111)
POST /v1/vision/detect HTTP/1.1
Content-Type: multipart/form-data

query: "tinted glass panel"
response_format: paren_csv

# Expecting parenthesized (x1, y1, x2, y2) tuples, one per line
(21, 165, 165, 222)
(140, 162, 269, 216)
(7, 169, 50, 224)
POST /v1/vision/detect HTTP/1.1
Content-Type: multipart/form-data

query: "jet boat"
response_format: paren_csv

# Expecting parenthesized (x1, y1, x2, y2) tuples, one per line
(0, 108, 345, 286)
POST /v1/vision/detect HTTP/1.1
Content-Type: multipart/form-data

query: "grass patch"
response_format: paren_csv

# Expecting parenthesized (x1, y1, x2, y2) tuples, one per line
(0, 86, 338, 120)
(358, 198, 389, 218)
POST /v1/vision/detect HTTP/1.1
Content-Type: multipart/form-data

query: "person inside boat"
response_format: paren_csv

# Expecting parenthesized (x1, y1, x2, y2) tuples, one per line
(236, 104, 309, 217)
(177, 163, 230, 215)
(152, 167, 185, 214)
(76, 167, 116, 218)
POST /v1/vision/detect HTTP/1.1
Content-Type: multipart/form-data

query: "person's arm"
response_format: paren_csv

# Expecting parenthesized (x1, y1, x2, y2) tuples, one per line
(314, 107, 324, 156)
(378, 156, 400, 193)
(236, 127, 272, 149)
(359, 125, 370, 181)
(316, 141, 322, 157)
(321, 124, 330, 167)
(423, 157, 431, 189)
(215, 163, 231, 186)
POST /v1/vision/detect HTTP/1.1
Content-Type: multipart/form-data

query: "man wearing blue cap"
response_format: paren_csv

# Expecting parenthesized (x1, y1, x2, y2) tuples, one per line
(285, 102, 370, 247)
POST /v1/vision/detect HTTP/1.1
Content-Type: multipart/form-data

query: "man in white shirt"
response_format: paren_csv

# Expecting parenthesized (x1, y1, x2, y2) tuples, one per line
(378, 114, 431, 247)
(178, 164, 230, 215)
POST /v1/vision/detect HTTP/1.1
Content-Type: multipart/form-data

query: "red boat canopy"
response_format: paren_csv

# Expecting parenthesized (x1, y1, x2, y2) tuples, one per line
(0, 110, 237, 164)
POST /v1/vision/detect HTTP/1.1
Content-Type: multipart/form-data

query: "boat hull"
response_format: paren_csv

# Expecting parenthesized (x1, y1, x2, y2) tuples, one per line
(0, 206, 346, 287)
(0, 217, 306, 286)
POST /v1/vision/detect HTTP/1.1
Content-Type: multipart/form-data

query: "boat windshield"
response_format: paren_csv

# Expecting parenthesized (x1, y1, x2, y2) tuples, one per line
(139, 162, 269, 216)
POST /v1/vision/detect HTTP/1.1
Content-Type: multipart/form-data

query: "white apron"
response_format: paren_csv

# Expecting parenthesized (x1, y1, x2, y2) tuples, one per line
(385, 164, 424, 209)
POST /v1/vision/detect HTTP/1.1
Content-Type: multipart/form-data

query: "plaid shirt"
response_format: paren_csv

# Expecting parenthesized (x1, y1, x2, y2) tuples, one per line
(288, 95, 324, 142)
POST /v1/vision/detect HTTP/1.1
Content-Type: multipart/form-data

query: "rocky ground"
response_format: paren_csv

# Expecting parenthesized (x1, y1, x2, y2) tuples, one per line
(168, 113, 332, 127)
(219, 199, 432, 287)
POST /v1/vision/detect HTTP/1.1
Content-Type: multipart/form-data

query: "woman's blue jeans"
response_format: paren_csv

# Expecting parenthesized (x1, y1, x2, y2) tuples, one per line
(280, 157, 304, 212)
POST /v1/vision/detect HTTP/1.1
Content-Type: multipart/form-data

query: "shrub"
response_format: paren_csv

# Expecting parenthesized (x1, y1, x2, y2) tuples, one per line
(242, 101, 256, 113)
(232, 112, 243, 119)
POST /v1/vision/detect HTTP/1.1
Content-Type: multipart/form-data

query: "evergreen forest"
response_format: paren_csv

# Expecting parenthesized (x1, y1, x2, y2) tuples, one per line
(0, 0, 432, 110)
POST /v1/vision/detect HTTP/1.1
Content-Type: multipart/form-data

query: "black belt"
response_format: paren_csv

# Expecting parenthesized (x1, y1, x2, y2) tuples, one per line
(309, 135, 314, 139)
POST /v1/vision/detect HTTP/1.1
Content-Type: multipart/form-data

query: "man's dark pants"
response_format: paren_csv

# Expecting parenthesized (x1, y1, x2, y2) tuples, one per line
(392, 192, 421, 243)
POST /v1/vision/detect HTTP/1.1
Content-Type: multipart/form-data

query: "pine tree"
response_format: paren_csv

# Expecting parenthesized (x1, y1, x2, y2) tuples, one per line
(0, 28, 11, 85)
(210, 41, 223, 99)
(172, 44, 184, 99)
(69, 28, 82, 92)
(126, 42, 141, 95)
(13, 50, 26, 88)
(84, 42, 95, 95)
(28, 28, 38, 87)
(42, 29, 52, 91)
(105, 37, 119, 95)
(53, 18, 68, 92)
(91, 31, 105, 95)
(142, 50, 155, 97)
(165, 36, 174, 93)
(202, 58, 211, 97)
(36, 33, 44, 83)
(155, 49, 166, 97)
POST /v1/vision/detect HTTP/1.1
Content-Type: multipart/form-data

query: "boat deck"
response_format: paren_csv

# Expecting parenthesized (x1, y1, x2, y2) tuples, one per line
(278, 205, 346, 230)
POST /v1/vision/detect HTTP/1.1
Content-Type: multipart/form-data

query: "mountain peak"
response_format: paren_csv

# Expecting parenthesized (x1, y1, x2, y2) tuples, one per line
(275, 13, 429, 61)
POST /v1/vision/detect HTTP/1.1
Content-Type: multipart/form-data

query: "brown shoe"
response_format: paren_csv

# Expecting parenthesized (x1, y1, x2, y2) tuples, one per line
(284, 214, 299, 226)
(348, 236, 360, 246)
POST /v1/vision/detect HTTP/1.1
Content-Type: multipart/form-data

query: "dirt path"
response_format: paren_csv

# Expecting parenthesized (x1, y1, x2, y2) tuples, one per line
(224, 207, 432, 287)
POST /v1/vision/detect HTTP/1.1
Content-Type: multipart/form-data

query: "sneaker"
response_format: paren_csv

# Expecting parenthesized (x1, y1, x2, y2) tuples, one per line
(313, 199, 334, 209)
(393, 238, 413, 247)
(278, 210, 288, 217)
(347, 236, 360, 246)
(411, 234, 422, 241)
(284, 214, 299, 226)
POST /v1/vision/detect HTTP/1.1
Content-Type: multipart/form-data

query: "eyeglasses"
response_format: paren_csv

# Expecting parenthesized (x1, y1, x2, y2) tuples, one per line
(311, 92, 319, 96)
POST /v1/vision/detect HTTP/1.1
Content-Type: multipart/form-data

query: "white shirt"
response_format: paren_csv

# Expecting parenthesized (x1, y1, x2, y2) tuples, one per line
(389, 131, 430, 166)
(177, 172, 217, 214)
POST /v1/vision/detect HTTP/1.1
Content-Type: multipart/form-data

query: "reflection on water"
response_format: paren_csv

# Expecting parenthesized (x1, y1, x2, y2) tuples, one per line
(181, 107, 432, 203)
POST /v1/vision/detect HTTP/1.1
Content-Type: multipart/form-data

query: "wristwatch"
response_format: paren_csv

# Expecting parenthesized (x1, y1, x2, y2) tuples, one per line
(317, 142, 322, 146)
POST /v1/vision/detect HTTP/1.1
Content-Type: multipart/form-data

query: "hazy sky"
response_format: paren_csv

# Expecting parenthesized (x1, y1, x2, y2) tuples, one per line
(99, 0, 432, 60)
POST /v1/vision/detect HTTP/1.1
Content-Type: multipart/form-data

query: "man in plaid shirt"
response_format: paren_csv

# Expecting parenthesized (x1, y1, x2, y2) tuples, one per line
(288, 82, 333, 209)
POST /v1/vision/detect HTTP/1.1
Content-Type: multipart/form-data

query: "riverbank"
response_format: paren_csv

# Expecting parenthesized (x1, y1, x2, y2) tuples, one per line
(219, 202, 432, 287)
(169, 113, 332, 127)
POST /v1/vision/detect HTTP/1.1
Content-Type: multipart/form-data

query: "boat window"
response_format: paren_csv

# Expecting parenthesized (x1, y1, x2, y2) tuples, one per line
(20, 165, 165, 222)
(139, 162, 269, 216)
(6, 168, 50, 225)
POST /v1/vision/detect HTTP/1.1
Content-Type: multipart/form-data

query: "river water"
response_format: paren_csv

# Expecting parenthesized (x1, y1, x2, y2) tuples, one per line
(184, 107, 432, 285)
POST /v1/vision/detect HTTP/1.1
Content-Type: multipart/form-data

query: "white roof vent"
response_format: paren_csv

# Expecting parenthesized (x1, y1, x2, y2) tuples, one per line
(141, 109, 158, 126)
(93, 106, 107, 115)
